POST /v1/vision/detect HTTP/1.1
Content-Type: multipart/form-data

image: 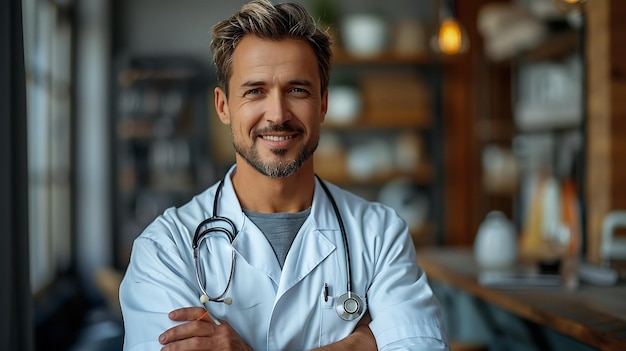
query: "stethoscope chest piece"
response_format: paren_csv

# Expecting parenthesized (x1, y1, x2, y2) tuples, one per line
(335, 291, 365, 321)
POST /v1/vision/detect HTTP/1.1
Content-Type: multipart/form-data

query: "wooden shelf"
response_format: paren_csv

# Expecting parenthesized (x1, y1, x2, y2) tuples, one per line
(324, 110, 432, 130)
(117, 68, 199, 86)
(315, 162, 434, 187)
(520, 30, 580, 62)
(116, 119, 194, 140)
(117, 120, 155, 139)
(321, 44, 443, 246)
(494, 29, 581, 69)
(331, 47, 433, 65)
(112, 57, 211, 269)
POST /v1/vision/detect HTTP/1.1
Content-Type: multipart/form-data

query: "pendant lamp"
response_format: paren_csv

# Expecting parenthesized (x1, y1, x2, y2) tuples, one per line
(431, 0, 469, 55)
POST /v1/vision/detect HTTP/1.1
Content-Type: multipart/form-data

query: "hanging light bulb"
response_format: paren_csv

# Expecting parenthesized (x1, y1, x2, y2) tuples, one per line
(437, 18, 467, 55)
(431, 0, 469, 55)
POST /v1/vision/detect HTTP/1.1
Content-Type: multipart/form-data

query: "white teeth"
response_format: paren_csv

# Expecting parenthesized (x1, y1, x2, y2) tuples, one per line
(262, 135, 293, 141)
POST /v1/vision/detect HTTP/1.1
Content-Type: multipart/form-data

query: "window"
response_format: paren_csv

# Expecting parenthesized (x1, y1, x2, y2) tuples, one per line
(23, 0, 73, 293)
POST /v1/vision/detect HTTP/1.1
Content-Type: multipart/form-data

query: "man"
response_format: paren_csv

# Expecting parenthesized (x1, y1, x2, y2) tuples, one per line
(119, 1, 449, 350)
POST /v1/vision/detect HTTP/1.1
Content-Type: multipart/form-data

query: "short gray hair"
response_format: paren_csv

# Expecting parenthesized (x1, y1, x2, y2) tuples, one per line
(210, 0, 332, 96)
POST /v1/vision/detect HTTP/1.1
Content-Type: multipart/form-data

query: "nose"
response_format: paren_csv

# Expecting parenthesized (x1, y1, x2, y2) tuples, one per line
(265, 91, 291, 124)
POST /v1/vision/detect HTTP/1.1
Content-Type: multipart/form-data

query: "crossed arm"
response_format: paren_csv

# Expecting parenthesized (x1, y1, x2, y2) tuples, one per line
(158, 307, 376, 351)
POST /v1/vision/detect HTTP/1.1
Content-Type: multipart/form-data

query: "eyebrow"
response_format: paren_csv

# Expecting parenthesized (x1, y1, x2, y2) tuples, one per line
(240, 80, 265, 89)
(239, 79, 314, 89)
(288, 79, 313, 87)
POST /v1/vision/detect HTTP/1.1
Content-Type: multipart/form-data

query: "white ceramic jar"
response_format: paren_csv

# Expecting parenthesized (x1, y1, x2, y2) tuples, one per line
(474, 211, 518, 270)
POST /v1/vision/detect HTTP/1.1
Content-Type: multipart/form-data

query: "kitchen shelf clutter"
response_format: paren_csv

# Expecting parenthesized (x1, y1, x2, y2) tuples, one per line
(112, 56, 215, 267)
(476, 1, 586, 265)
(314, 37, 443, 245)
(477, 2, 585, 193)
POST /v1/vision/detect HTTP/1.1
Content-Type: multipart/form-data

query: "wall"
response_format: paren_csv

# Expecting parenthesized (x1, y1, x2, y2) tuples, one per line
(114, 0, 434, 63)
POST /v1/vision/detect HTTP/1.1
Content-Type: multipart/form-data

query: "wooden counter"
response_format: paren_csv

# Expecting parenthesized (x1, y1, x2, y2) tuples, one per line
(416, 248, 626, 351)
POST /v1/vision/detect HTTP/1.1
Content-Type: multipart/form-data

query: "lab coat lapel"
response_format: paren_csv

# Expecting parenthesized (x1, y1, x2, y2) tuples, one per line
(218, 168, 283, 285)
(276, 179, 339, 297)
(232, 218, 283, 285)
(277, 221, 335, 296)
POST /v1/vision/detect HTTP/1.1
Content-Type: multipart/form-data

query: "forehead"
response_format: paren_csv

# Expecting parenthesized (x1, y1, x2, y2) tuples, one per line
(230, 35, 320, 84)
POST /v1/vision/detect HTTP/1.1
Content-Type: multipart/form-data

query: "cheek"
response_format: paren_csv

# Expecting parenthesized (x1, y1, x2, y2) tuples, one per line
(230, 122, 248, 139)
(291, 100, 323, 122)
(303, 108, 326, 130)
(229, 113, 256, 140)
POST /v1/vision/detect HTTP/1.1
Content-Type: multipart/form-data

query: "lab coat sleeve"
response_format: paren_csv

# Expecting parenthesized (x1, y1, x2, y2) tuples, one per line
(366, 214, 449, 351)
(119, 225, 199, 351)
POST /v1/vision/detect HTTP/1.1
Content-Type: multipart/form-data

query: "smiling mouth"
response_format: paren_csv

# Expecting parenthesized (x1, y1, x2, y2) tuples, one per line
(261, 135, 295, 141)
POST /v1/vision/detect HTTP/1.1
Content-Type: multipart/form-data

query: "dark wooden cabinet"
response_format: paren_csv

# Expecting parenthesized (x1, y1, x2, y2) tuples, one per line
(111, 56, 216, 268)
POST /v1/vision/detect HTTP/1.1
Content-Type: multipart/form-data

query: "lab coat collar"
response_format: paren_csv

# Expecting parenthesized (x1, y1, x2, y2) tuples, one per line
(218, 166, 341, 290)
(310, 176, 343, 233)
(214, 165, 247, 235)
(218, 166, 339, 232)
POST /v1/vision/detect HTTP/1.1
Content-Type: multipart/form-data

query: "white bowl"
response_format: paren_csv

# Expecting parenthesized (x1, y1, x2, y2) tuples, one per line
(327, 86, 361, 125)
(342, 14, 387, 57)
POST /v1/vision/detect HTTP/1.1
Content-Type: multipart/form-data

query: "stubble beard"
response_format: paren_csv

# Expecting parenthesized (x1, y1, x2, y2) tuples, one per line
(231, 126, 318, 178)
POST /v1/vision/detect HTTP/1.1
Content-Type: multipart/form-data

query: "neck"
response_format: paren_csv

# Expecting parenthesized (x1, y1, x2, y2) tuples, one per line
(231, 159, 316, 214)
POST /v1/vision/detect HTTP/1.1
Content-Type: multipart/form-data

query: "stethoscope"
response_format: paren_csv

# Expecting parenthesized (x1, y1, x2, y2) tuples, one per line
(192, 175, 366, 321)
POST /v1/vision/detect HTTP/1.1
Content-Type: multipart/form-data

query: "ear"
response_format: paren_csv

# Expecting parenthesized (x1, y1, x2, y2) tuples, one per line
(214, 87, 231, 125)
(320, 88, 328, 123)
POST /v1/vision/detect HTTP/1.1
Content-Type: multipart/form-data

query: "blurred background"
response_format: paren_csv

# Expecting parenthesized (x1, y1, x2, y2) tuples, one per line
(4, 0, 625, 350)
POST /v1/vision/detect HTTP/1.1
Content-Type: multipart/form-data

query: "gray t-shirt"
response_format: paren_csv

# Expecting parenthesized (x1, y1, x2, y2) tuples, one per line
(243, 208, 311, 268)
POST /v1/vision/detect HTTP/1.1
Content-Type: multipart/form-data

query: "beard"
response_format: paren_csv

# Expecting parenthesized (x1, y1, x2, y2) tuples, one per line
(232, 123, 318, 178)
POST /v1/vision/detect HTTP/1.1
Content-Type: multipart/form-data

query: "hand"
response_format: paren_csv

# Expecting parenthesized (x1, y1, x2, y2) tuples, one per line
(159, 307, 252, 351)
(355, 311, 372, 329)
(313, 311, 376, 351)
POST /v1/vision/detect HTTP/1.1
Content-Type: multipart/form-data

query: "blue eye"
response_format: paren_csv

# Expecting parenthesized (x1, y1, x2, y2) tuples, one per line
(290, 87, 309, 95)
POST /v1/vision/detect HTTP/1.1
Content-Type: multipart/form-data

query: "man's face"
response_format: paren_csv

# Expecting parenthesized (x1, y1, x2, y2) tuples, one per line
(214, 35, 327, 178)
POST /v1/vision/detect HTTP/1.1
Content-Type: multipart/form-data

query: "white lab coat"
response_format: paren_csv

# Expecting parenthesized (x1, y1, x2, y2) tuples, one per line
(120, 166, 449, 350)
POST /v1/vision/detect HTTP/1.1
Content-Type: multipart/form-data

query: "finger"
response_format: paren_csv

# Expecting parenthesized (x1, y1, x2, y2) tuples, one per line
(160, 320, 251, 350)
(196, 309, 222, 325)
(168, 307, 222, 327)
(168, 307, 207, 322)
(159, 319, 217, 345)
(196, 310, 209, 321)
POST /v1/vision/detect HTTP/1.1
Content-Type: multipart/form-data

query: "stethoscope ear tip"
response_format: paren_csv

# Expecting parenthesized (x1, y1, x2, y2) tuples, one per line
(200, 294, 209, 304)
(200, 293, 233, 305)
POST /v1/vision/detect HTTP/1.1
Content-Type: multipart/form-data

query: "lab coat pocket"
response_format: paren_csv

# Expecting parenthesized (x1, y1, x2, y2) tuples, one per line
(203, 271, 269, 323)
(320, 294, 336, 346)
(319, 293, 356, 347)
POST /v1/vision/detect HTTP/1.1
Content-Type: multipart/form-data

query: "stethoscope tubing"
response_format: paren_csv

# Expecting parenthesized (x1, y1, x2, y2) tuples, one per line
(193, 174, 365, 321)
(193, 225, 235, 303)
(315, 175, 354, 295)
